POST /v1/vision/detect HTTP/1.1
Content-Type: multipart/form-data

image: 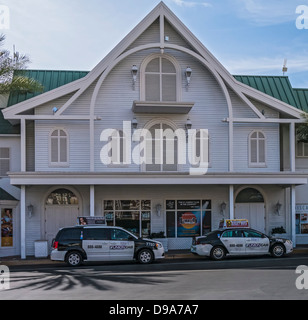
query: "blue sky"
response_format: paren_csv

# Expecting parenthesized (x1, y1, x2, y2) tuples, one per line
(2, 0, 308, 88)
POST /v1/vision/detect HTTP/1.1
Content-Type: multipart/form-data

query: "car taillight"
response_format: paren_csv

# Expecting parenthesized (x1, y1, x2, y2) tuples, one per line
(53, 241, 59, 249)
(195, 239, 200, 245)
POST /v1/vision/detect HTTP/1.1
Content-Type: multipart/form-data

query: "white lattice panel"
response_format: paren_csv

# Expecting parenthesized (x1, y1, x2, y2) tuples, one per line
(167, 238, 192, 250)
(34, 241, 48, 258)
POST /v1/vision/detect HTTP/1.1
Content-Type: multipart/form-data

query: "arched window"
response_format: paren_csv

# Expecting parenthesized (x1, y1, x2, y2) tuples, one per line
(142, 55, 179, 102)
(50, 129, 69, 166)
(236, 188, 264, 203)
(144, 121, 181, 172)
(46, 188, 78, 205)
(249, 131, 266, 167)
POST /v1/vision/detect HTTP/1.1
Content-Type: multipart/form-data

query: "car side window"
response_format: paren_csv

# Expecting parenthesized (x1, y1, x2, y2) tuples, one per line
(111, 229, 132, 241)
(84, 228, 110, 240)
(59, 229, 82, 241)
(243, 230, 263, 238)
(222, 230, 243, 238)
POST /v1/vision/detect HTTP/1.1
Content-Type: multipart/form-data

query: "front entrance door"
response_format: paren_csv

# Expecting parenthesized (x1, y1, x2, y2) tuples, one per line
(235, 188, 265, 233)
(45, 205, 80, 249)
(235, 203, 265, 233)
(45, 188, 80, 250)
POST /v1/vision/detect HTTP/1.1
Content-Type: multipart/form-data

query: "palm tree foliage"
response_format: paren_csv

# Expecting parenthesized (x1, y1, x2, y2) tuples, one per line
(0, 34, 43, 94)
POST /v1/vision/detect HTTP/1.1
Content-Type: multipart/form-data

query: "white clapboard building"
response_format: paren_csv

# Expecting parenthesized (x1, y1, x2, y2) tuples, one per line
(1, 2, 308, 258)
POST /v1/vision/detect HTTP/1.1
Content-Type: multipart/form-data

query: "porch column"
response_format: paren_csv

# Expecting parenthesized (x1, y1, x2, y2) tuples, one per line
(20, 185, 26, 259)
(90, 185, 95, 217)
(21, 119, 26, 172)
(291, 185, 296, 246)
(289, 122, 295, 172)
(229, 185, 234, 219)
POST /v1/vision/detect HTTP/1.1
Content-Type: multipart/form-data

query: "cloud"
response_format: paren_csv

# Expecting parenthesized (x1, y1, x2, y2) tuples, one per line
(231, 0, 299, 25)
(169, 0, 212, 8)
(222, 55, 308, 76)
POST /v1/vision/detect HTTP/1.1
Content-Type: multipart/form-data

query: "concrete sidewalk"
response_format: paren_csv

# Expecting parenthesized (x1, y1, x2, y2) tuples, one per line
(1, 247, 308, 267)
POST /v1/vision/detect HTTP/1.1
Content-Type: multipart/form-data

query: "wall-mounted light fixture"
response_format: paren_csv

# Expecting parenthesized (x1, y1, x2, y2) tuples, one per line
(275, 201, 282, 216)
(185, 67, 192, 86)
(185, 118, 192, 140)
(131, 65, 138, 90)
(52, 107, 58, 114)
(220, 202, 227, 215)
(27, 204, 34, 219)
(156, 204, 162, 217)
(185, 118, 192, 131)
(132, 118, 138, 131)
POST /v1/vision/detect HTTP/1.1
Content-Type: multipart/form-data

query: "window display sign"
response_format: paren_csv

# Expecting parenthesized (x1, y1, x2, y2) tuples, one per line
(1, 208, 13, 247)
(177, 211, 200, 237)
(296, 205, 308, 234)
(167, 199, 212, 238)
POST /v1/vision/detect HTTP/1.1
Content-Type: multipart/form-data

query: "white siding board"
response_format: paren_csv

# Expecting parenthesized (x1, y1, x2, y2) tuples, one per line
(35, 121, 90, 172)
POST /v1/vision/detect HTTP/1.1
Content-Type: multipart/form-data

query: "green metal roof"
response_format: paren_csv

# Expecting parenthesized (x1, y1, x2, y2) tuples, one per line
(233, 75, 301, 109)
(0, 187, 18, 201)
(293, 88, 308, 112)
(0, 109, 20, 134)
(7, 69, 89, 107)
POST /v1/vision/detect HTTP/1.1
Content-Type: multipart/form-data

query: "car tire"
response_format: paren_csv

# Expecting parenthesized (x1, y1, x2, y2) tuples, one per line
(65, 251, 83, 267)
(210, 246, 226, 261)
(138, 249, 154, 264)
(271, 244, 285, 258)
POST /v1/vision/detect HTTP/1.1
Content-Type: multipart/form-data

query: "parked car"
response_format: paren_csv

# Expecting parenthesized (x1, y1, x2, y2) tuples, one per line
(191, 228, 293, 260)
(51, 225, 165, 267)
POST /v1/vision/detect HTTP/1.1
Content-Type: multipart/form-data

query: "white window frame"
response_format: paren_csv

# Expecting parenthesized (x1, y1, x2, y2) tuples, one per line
(142, 119, 181, 173)
(140, 53, 182, 102)
(296, 139, 308, 158)
(248, 130, 267, 168)
(49, 128, 69, 167)
(0, 147, 10, 177)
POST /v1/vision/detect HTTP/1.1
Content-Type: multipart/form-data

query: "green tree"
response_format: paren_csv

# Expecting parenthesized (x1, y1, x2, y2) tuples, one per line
(0, 34, 43, 94)
(297, 112, 308, 143)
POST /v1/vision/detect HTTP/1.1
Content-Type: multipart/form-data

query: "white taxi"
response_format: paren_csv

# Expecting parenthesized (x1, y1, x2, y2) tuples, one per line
(191, 226, 293, 261)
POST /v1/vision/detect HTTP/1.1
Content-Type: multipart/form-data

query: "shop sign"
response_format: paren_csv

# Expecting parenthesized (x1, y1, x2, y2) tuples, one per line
(296, 204, 308, 213)
(77, 217, 106, 225)
(219, 219, 249, 229)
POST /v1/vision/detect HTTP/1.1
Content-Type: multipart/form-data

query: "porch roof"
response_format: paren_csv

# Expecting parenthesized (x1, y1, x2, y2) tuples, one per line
(8, 171, 308, 186)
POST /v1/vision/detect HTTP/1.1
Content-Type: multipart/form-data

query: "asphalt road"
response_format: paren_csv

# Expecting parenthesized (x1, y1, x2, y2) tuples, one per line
(1, 254, 308, 301)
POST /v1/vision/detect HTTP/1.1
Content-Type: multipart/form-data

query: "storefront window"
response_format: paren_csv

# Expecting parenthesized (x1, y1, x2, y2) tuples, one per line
(166, 200, 212, 238)
(103, 200, 151, 237)
(296, 205, 308, 234)
(1, 208, 13, 247)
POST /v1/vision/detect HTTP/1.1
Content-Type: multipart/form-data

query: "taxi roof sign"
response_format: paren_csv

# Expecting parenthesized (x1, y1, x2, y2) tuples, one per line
(219, 219, 249, 229)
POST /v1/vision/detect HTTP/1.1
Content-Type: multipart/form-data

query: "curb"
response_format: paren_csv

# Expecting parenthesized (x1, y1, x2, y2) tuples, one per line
(1, 247, 307, 267)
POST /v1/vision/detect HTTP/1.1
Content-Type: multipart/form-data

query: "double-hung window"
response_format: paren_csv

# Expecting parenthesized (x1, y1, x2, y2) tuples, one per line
(249, 131, 266, 167)
(0, 148, 10, 176)
(50, 129, 69, 166)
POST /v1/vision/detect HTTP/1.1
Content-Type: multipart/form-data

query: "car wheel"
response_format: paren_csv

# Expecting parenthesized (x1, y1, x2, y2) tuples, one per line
(210, 246, 226, 261)
(271, 244, 285, 258)
(66, 251, 83, 267)
(138, 249, 154, 264)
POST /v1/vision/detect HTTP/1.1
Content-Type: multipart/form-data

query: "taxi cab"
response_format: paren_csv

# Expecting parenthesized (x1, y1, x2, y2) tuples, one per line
(191, 219, 293, 260)
(50, 225, 165, 267)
